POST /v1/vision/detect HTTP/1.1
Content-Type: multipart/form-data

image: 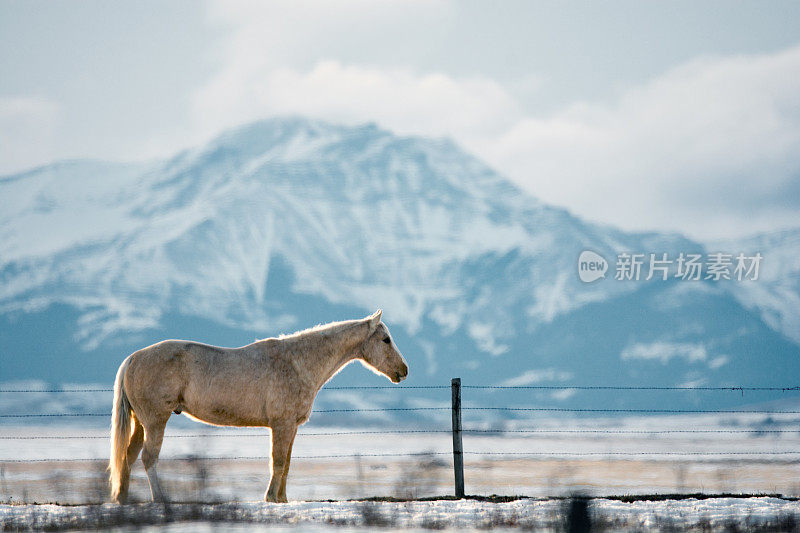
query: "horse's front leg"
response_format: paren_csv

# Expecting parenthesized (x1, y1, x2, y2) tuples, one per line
(266, 421, 297, 503)
(278, 429, 296, 502)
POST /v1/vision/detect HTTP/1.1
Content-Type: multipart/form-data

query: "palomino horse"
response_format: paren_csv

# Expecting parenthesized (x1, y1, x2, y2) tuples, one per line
(109, 310, 408, 503)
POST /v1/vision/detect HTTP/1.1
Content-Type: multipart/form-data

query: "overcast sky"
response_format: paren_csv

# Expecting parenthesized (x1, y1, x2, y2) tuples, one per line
(1, 0, 799, 240)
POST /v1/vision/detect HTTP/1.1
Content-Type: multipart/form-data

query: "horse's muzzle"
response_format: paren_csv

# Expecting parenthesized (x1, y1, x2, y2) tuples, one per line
(393, 364, 409, 383)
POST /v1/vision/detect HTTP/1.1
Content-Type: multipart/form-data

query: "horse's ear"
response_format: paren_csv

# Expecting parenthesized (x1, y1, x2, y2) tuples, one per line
(367, 309, 382, 331)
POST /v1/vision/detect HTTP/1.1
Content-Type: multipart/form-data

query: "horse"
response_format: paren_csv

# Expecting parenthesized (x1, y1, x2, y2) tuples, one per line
(108, 309, 408, 504)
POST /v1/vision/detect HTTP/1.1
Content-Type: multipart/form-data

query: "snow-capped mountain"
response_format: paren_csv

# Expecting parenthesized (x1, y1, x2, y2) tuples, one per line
(708, 228, 800, 345)
(1, 116, 798, 415)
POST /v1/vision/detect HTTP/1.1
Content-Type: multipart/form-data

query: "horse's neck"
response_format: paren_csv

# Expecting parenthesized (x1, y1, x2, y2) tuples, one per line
(290, 322, 366, 391)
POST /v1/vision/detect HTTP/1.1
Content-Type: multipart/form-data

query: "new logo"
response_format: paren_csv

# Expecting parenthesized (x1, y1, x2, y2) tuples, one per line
(578, 250, 608, 283)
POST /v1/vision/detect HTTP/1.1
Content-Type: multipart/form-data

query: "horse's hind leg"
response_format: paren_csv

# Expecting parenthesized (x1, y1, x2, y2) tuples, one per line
(141, 417, 168, 502)
(127, 416, 145, 465)
(117, 417, 144, 503)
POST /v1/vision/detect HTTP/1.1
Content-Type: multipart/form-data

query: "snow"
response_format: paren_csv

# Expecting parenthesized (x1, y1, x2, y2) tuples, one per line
(2, 116, 798, 396)
(0, 117, 640, 353)
(4, 411, 800, 463)
(710, 227, 800, 345)
(0, 497, 798, 531)
(2, 410, 799, 504)
(2, 400, 799, 528)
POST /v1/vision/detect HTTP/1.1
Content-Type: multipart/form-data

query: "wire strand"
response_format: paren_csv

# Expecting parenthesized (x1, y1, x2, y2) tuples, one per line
(5, 406, 800, 418)
(463, 386, 800, 392)
(3, 451, 800, 463)
(2, 385, 798, 393)
(2, 428, 798, 440)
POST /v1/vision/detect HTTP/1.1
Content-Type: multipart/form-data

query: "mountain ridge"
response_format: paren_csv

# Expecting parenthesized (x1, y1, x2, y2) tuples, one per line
(1, 116, 798, 415)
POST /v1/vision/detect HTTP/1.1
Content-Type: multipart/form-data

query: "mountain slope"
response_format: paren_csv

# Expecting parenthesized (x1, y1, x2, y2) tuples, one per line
(708, 228, 800, 345)
(1, 116, 798, 416)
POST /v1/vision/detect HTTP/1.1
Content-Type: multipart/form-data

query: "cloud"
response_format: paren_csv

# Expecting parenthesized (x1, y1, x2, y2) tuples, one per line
(193, 0, 472, 140)
(501, 368, 573, 386)
(620, 341, 727, 367)
(1, 3, 797, 242)
(195, 3, 800, 240)
(192, 60, 519, 145)
(483, 45, 800, 240)
(0, 96, 59, 175)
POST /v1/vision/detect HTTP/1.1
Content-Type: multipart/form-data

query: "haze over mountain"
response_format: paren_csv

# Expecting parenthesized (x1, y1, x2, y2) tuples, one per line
(1, 116, 799, 417)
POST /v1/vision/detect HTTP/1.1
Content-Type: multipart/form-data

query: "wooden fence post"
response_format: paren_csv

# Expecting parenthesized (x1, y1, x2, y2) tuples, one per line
(451, 377, 465, 498)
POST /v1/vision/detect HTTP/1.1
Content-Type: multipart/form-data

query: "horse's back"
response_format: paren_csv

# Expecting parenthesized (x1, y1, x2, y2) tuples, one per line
(124, 341, 234, 415)
(123, 339, 285, 426)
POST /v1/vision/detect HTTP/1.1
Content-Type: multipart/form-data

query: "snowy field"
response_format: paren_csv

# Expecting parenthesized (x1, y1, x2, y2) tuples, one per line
(1, 497, 799, 531)
(2, 410, 800, 504)
(3, 406, 800, 529)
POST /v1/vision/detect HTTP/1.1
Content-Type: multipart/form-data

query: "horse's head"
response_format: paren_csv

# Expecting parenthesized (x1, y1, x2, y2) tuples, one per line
(360, 310, 409, 383)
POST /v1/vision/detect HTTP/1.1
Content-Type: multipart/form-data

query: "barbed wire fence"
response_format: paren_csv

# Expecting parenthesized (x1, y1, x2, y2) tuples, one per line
(1, 380, 799, 500)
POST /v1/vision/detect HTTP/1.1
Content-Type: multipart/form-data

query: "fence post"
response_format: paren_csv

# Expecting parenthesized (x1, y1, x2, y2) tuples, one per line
(451, 377, 465, 498)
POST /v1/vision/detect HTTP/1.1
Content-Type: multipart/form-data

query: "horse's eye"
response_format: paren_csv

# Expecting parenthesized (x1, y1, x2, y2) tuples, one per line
(382, 337, 391, 344)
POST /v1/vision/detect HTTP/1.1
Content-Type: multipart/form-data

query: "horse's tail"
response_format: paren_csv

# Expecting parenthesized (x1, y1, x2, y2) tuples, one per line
(109, 355, 133, 501)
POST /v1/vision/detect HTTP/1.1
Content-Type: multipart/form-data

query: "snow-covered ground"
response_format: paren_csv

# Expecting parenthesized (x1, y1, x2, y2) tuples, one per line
(1, 497, 799, 531)
(2, 411, 799, 505)
(4, 409, 799, 463)
(2, 409, 800, 529)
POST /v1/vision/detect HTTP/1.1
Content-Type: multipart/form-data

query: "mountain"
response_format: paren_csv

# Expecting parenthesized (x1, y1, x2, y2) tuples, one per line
(707, 228, 800, 345)
(1, 116, 799, 420)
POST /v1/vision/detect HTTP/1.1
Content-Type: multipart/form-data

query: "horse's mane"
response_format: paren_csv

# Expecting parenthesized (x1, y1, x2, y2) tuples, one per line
(267, 319, 364, 342)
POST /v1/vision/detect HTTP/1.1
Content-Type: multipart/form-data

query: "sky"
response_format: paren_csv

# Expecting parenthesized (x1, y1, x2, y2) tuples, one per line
(1, 0, 799, 240)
